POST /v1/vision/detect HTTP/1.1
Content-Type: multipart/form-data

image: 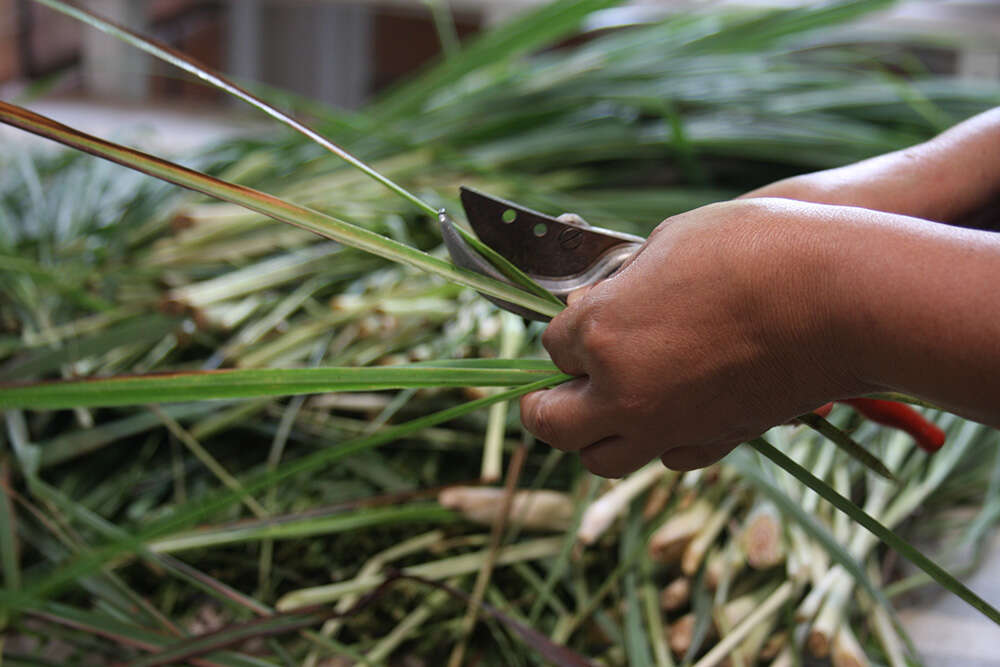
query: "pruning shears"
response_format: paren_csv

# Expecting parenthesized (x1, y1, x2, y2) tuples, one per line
(439, 186, 644, 321)
(440, 187, 947, 455)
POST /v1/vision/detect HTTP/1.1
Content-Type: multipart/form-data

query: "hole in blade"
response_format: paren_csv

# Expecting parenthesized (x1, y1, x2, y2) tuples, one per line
(533, 223, 548, 237)
(502, 209, 517, 224)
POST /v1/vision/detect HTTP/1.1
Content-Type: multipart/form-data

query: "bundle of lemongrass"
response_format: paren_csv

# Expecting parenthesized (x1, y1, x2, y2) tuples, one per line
(437, 413, 996, 666)
(2, 0, 1000, 664)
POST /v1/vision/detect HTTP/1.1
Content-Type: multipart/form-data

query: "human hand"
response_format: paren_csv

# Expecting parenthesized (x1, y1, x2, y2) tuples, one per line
(519, 198, 867, 477)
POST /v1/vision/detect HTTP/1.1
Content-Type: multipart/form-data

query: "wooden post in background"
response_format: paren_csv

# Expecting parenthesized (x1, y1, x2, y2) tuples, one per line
(80, 0, 149, 100)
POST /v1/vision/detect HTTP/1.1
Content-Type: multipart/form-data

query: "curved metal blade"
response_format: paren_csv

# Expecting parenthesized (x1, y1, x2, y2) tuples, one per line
(438, 211, 552, 321)
(459, 186, 643, 279)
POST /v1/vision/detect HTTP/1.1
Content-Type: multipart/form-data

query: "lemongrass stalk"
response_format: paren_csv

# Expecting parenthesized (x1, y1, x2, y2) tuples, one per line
(276, 536, 563, 610)
(199, 296, 265, 331)
(660, 577, 691, 613)
(706, 540, 747, 592)
(759, 631, 787, 662)
(798, 431, 913, 623)
(808, 433, 917, 652)
(447, 445, 530, 667)
(768, 645, 795, 667)
(831, 623, 870, 667)
(367, 586, 453, 663)
(797, 566, 838, 625)
(437, 487, 574, 532)
(218, 279, 325, 361)
(0, 101, 564, 320)
(860, 562, 907, 667)
(682, 491, 744, 576)
(149, 227, 314, 267)
(669, 612, 708, 658)
(649, 498, 714, 564)
(642, 552, 676, 667)
(712, 590, 760, 647)
(166, 246, 343, 310)
(237, 315, 361, 368)
(739, 500, 786, 571)
(758, 422, 1000, 630)
(783, 439, 835, 583)
(481, 312, 525, 482)
(692, 582, 798, 667)
(732, 609, 779, 667)
(17, 308, 139, 350)
(643, 478, 675, 519)
(579, 463, 672, 545)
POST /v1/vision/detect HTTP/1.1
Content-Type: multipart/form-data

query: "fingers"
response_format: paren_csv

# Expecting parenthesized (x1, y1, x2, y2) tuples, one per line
(578, 435, 665, 478)
(541, 297, 589, 377)
(519, 379, 618, 452)
(660, 442, 741, 471)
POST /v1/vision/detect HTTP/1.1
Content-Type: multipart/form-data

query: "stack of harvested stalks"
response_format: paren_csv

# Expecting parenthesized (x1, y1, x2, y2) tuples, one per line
(438, 414, 995, 666)
(2, 0, 999, 664)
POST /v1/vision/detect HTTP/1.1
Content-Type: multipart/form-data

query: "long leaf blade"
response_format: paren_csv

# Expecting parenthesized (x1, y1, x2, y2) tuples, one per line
(0, 101, 563, 320)
(0, 363, 562, 409)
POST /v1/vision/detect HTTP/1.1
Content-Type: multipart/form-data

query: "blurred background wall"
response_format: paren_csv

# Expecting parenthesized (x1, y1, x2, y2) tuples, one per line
(2, 1, 1000, 109)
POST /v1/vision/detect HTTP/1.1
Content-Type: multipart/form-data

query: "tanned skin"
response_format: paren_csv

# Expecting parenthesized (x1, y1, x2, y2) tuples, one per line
(520, 108, 1000, 478)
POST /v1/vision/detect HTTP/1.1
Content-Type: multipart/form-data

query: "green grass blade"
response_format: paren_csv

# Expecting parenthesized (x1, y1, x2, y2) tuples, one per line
(27, 601, 272, 667)
(0, 101, 563, 320)
(36, 403, 221, 468)
(0, 457, 20, 597)
(622, 504, 653, 667)
(1, 315, 180, 381)
(371, 0, 623, 122)
(128, 607, 332, 667)
(796, 412, 897, 481)
(31, 0, 436, 216)
(748, 437, 1000, 626)
(2, 374, 571, 611)
(0, 363, 561, 410)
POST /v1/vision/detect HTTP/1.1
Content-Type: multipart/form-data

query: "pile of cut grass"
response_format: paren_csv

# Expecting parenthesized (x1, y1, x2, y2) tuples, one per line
(2, 1, 1000, 664)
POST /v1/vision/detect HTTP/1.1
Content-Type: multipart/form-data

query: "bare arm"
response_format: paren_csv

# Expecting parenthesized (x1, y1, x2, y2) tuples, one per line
(519, 112, 1000, 476)
(742, 107, 1000, 227)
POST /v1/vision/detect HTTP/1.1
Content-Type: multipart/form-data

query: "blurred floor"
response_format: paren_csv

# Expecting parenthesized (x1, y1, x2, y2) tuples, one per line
(898, 529, 1000, 666)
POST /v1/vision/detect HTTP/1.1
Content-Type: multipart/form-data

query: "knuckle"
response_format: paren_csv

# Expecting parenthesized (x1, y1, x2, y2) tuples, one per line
(611, 386, 651, 416)
(578, 314, 615, 363)
(522, 396, 559, 446)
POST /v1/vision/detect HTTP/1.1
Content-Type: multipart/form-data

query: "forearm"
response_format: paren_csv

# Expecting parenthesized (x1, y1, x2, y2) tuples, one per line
(800, 204, 1000, 426)
(743, 108, 1000, 225)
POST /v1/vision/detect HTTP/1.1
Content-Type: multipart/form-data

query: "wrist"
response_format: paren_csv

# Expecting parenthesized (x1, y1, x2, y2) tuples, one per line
(723, 200, 874, 407)
(802, 204, 1000, 420)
